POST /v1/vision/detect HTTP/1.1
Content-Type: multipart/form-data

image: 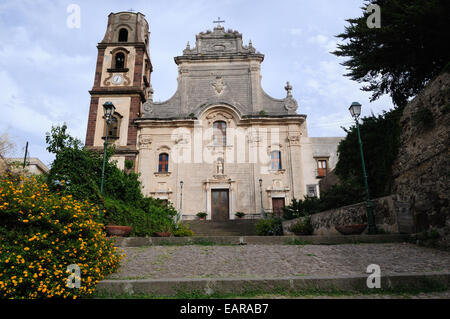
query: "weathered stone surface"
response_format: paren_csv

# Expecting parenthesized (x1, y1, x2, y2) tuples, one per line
(393, 72, 450, 248)
(282, 195, 412, 236)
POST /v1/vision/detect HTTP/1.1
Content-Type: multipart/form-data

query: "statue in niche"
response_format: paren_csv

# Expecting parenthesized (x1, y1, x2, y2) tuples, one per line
(216, 158, 224, 175)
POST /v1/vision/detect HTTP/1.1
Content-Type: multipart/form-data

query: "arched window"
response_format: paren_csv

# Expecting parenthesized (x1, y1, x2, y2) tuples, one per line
(114, 52, 125, 69)
(118, 28, 128, 42)
(213, 121, 227, 146)
(104, 114, 120, 139)
(271, 151, 282, 170)
(107, 115, 119, 137)
(158, 153, 169, 173)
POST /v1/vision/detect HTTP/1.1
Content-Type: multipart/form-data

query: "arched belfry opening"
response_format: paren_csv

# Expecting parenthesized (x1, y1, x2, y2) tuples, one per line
(118, 28, 128, 42)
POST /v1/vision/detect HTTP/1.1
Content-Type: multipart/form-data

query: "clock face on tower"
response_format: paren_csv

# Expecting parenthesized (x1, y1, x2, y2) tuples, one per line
(112, 74, 123, 85)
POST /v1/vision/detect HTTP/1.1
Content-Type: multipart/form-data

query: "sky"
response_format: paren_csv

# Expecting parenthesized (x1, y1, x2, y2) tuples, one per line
(0, 0, 394, 166)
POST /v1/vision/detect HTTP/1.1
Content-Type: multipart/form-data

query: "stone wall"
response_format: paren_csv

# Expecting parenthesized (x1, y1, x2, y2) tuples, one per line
(282, 195, 413, 236)
(392, 72, 450, 248)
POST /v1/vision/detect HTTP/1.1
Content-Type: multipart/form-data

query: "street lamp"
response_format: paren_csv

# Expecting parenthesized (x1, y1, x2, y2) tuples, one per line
(180, 181, 184, 214)
(100, 102, 116, 195)
(349, 102, 376, 234)
(259, 178, 266, 218)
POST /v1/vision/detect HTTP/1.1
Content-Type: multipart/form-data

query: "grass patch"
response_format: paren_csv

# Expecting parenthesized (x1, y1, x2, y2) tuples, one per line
(284, 239, 312, 245)
(92, 283, 448, 299)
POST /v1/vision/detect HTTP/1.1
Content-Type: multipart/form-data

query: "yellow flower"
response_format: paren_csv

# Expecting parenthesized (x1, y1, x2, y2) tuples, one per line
(24, 247, 30, 251)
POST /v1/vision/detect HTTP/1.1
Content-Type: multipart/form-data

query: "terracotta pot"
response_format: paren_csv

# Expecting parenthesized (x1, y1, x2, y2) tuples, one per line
(153, 232, 172, 237)
(105, 225, 132, 237)
(335, 224, 367, 235)
(199, 217, 206, 221)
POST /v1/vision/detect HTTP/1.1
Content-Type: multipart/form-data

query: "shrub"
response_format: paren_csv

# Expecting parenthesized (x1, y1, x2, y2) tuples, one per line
(172, 222, 194, 237)
(282, 197, 321, 220)
(289, 216, 314, 235)
(255, 218, 283, 236)
(103, 197, 177, 236)
(0, 175, 123, 299)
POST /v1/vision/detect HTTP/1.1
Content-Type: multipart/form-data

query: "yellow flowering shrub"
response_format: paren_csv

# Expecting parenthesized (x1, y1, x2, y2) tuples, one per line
(0, 175, 124, 299)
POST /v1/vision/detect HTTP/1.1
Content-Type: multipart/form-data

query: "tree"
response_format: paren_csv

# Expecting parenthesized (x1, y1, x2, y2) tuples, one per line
(334, 107, 403, 199)
(333, 0, 450, 106)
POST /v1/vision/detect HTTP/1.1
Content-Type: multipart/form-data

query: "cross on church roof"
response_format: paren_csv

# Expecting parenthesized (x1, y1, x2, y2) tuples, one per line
(128, 8, 135, 12)
(213, 17, 225, 26)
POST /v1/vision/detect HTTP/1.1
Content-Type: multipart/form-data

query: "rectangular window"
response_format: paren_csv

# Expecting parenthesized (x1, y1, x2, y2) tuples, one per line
(158, 153, 169, 173)
(271, 151, 282, 170)
(317, 159, 328, 177)
(307, 184, 317, 197)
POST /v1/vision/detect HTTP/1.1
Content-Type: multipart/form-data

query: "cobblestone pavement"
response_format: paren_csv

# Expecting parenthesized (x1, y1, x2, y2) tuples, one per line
(108, 243, 450, 280)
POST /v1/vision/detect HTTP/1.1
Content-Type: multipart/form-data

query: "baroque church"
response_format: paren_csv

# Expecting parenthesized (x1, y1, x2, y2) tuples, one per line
(85, 11, 342, 220)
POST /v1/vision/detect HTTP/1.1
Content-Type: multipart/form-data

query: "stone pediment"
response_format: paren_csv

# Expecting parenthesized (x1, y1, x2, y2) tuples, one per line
(178, 25, 262, 61)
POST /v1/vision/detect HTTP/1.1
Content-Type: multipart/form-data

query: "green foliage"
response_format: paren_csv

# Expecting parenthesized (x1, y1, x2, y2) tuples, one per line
(45, 124, 178, 236)
(318, 178, 365, 211)
(334, 107, 403, 201)
(172, 222, 195, 237)
(282, 197, 321, 220)
(412, 107, 435, 129)
(332, 0, 450, 106)
(288, 216, 314, 236)
(259, 110, 266, 116)
(235, 212, 245, 218)
(124, 159, 134, 170)
(0, 175, 123, 298)
(196, 212, 207, 219)
(255, 218, 283, 236)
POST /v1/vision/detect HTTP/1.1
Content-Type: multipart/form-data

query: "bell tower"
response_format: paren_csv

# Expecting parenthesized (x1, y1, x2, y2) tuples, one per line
(85, 11, 152, 170)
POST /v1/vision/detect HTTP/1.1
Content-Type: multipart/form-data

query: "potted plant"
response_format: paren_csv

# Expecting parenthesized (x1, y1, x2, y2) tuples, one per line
(103, 207, 133, 237)
(335, 224, 367, 235)
(153, 223, 172, 237)
(235, 212, 245, 219)
(196, 212, 207, 220)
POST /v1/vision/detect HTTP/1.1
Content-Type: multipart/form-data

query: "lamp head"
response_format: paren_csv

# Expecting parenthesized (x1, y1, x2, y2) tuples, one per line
(103, 102, 116, 118)
(349, 102, 362, 119)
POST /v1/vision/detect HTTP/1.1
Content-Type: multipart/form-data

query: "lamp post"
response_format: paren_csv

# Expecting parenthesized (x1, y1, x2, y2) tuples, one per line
(349, 102, 376, 234)
(100, 102, 116, 195)
(180, 181, 184, 215)
(259, 178, 266, 218)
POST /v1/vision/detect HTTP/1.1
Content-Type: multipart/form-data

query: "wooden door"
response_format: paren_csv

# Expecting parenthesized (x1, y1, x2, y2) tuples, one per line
(211, 189, 229, 221)
(272, 198, 285, 217)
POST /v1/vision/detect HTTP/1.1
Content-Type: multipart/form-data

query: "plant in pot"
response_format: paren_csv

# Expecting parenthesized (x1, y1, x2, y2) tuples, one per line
(103, 200, 133, 237)
(235, 212, 245, 219)
(153, 221, 173, 237)
(196, 212, 207, 220)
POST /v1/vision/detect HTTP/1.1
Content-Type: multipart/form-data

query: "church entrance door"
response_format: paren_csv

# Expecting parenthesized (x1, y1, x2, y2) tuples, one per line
(211, 189, 229, 221)
(272, 198, 285, 218)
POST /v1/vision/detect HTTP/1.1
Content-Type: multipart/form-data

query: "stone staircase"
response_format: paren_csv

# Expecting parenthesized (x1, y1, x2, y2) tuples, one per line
(185, 220, 259, 236)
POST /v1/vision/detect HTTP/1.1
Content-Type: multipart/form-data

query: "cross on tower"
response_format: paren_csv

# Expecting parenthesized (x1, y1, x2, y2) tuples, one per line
(128, 8, 135, 12)
(213, 17, 225, 26)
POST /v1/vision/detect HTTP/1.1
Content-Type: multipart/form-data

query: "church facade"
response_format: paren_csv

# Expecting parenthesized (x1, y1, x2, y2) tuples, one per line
(85, 12, 342, 220)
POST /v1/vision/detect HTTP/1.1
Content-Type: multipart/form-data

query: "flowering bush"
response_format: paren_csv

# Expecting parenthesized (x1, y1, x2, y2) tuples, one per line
(0, 175, 124, 299)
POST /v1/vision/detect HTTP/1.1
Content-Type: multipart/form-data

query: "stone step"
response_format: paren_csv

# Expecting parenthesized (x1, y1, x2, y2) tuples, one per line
(97, 271, 450, 297)
(185, 220, 259, 236)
